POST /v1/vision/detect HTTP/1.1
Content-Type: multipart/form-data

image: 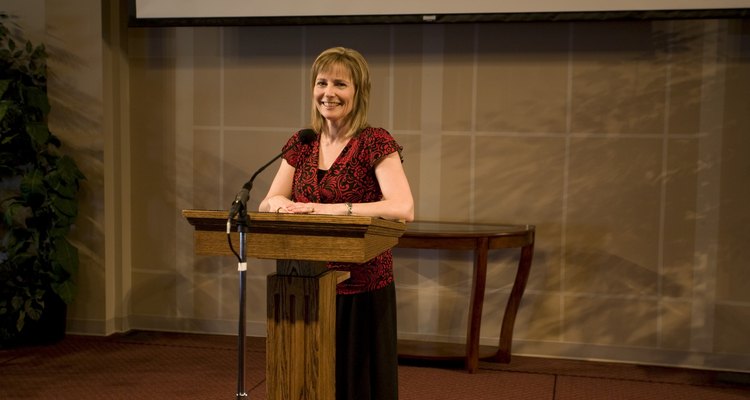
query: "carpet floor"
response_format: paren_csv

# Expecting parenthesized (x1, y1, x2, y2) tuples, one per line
(1, 331, 748, 399)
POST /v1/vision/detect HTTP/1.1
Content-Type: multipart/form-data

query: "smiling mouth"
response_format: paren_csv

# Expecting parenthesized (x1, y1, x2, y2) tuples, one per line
(321, 101, 341, 107)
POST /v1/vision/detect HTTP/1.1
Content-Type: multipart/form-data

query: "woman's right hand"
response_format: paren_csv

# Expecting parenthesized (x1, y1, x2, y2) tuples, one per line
(259, 159, 296, 213)
(263, 195, 292, 213)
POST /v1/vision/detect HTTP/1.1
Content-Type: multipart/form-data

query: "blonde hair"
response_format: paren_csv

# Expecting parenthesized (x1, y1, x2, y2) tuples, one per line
(310, 47, 371, 138)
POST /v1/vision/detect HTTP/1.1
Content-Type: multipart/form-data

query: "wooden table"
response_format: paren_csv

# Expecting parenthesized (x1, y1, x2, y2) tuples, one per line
(395, 221, 535, 373)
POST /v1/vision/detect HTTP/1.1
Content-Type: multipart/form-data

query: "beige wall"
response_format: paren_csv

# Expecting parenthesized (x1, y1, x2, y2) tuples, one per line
(8, 1, 749, 372)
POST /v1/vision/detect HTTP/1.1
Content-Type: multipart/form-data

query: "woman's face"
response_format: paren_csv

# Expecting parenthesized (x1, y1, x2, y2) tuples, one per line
(314, 64, 355, 126)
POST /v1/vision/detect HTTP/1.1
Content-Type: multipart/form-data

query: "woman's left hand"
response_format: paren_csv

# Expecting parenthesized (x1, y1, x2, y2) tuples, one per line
(285, 202, 317, 214)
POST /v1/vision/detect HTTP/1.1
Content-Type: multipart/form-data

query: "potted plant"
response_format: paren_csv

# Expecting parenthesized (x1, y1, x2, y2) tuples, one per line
(0, 15, 85, 347)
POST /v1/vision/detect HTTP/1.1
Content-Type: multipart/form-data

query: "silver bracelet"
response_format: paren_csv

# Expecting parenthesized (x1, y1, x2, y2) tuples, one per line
(345, 202, 352, 216)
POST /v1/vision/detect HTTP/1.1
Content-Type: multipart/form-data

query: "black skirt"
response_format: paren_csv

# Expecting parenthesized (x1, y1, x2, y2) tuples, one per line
(336, 282, 399, 400)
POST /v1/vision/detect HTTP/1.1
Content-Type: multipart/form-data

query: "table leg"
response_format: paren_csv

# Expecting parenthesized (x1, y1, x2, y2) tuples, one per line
(492, 242, 534, 363)
(465, 237, 489, 373)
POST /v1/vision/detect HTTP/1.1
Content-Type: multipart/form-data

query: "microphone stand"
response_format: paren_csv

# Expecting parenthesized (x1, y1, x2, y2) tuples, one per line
(228, 157, 278, 399)
(228, 152, 285, 399)
(234, 204, 249, 399)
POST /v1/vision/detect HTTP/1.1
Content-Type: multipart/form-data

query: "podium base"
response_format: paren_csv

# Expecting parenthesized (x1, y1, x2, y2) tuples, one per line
(266, 260, 347, 400)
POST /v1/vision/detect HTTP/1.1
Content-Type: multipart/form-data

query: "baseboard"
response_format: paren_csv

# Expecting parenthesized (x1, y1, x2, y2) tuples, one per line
(397, 331, 750, 373)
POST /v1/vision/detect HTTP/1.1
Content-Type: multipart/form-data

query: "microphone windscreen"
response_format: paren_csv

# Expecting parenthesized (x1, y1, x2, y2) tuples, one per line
(299, 129, 317, 144)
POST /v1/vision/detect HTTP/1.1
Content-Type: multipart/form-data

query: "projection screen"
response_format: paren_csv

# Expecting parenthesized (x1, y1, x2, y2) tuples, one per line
(130, 0, 750, 25)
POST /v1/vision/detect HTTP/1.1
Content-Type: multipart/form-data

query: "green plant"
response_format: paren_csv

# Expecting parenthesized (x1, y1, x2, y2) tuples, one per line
(0, 15, 85, 344)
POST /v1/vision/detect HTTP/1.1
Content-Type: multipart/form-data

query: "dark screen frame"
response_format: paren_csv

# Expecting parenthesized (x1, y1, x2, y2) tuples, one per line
(128, 3, 750, 27)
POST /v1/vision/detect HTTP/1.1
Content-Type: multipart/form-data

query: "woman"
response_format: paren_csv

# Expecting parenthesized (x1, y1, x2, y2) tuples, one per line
(259, 47, 414, 400)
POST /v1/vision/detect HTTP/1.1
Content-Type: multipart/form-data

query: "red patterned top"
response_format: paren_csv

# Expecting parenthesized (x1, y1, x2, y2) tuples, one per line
(282, 127, 403, 295)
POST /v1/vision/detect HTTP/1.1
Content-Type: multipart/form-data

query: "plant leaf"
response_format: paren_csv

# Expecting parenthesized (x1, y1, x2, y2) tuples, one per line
(23, 85, 50, 115)
(19, 169, 46, 207)
(3, 199, 19, 225)
(11, 296, 23, 310)
(0, 100, 9, 123)
(16, 310, 25, 332)
(0, 79, 10, 99)
(52, 280, 76, 305)
(57, 155, 85, 182)
(51, 195, 78, 218)
(52, 237, 79, 276)
(46, 169, 79, 200)
(26, 121, 50, 147)
(25, 299, 42, 320)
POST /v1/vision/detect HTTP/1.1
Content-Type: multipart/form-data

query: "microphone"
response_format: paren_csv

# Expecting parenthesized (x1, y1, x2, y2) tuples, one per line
(228, 129, 317, 221)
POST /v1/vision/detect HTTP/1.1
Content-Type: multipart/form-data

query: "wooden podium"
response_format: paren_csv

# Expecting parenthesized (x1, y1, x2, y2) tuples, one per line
(182, 210, 405, 399)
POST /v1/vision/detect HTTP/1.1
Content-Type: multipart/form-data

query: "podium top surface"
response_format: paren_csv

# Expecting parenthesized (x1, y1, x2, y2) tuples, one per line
(183, 210, 406, 236)
(182, 210, 406, 262)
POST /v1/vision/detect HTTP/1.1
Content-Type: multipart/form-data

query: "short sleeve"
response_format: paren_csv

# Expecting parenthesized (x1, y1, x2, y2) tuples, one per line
(282, 130, 309, 168)
(364, 128, 404, 167)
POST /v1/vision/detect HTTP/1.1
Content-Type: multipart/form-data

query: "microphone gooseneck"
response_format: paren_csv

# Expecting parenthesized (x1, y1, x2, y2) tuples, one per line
(243, 129, 316, 191)
(228, 129, 317, 221)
